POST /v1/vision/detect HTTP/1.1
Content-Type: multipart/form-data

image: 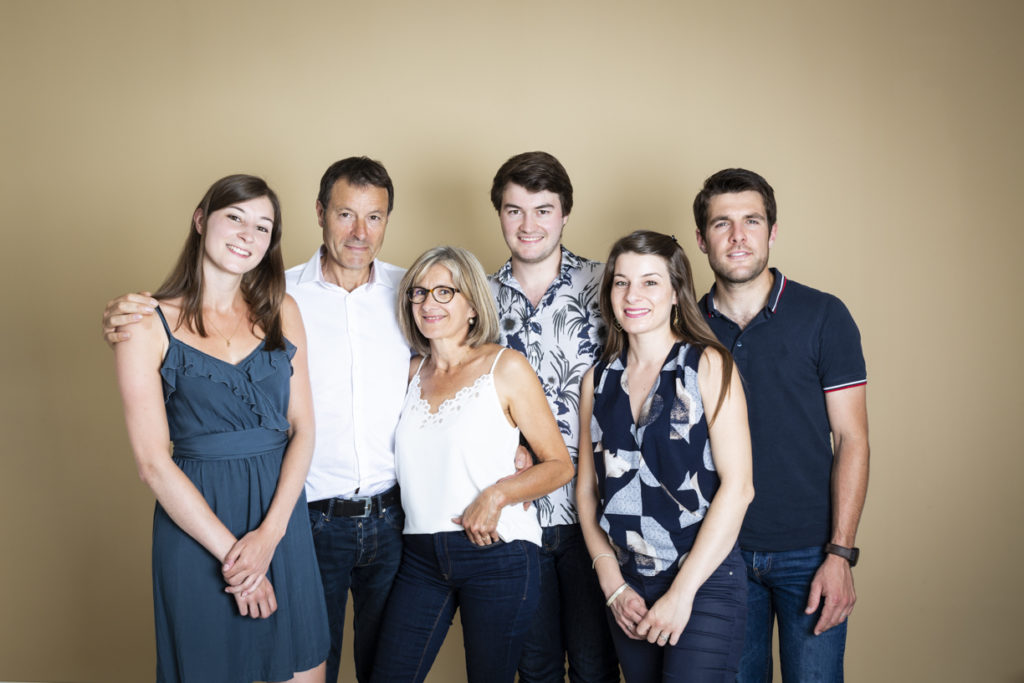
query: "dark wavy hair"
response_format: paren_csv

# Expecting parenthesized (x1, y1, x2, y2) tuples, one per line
(599, 230, 735, 423)
(154, 174, 286, 350)
(490, 151, 573, 215)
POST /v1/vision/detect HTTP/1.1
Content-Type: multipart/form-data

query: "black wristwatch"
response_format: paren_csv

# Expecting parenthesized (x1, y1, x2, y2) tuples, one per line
(824, 543, 860, 567)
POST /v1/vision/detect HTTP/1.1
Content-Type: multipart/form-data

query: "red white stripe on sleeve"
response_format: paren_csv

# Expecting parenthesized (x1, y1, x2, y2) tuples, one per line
(823, 379, 867, 393)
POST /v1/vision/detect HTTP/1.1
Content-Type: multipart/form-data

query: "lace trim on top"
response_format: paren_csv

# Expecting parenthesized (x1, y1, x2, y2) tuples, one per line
(407, 371, 496, 429)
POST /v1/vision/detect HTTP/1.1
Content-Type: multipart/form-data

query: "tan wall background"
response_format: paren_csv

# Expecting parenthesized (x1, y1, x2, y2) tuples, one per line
(2, 0, 1022, 680)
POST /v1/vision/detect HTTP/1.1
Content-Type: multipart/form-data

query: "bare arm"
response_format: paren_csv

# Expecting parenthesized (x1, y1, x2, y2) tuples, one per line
(221, 296, 316, 593)
(636, 348, 754, 646)
(577, 367, 648, 640)
(114, 311, 241, 565)
(103, 292, 158, 345)
(454, 349, 574, 544)
(806, 384, 869, 634)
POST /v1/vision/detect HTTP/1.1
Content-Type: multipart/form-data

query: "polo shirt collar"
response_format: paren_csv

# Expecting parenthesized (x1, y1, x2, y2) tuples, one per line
(705, 268, 788, 318)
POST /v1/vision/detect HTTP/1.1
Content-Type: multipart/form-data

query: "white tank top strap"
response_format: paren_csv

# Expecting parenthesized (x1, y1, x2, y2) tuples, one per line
(489, 347, 506, 374)
(413, 355, 428, 377)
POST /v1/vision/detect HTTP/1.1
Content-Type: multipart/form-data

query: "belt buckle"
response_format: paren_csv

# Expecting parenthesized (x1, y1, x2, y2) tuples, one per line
(354, 496, 373, 518)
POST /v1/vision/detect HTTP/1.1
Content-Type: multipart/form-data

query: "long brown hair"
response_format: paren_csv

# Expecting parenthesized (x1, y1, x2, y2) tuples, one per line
(154, 174, 286, 350)
(598, 230, 736, 423)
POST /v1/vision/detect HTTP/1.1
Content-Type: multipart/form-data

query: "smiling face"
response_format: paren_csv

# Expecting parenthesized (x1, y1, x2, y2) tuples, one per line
(198, 195, 275, 276)
(410, 264, 476, 344)
(695, 190, 777, 286)
(498, 183, 568, 268)
(316, 179, 390, 289)
(609, 251, 678, 337)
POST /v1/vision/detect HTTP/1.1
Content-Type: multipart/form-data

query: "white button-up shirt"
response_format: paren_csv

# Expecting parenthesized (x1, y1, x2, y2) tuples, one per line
(286, 249, 410, 501)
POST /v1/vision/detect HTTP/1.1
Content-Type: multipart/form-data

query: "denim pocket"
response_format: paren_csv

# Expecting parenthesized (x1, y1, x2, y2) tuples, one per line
(308, 508, 326, 535)
(382, 504, 406, 531)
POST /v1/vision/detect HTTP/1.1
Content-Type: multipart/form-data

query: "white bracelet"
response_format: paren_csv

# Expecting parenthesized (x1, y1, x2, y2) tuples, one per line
(605, 583, 629, 607)
(591, 553, 616, 570)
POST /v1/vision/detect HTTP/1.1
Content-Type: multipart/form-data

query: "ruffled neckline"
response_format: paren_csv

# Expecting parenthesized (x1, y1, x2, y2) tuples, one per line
(157, 308, 295, 433)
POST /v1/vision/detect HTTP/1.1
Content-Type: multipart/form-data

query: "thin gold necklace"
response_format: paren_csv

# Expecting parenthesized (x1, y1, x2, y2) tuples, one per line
(206, 309, 246, 347)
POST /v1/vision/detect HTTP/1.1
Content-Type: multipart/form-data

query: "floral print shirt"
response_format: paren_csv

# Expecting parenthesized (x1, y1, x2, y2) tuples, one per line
(490, 247, 606, 527)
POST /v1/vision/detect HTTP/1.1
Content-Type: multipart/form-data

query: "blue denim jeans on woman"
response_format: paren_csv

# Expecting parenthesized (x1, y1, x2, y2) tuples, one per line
(738, 545, 848, 683)
(517, 523, 620, 683)
(371, 532, 540, 683)
(608, 545, 746, 682)
(308, 499, 404, 683)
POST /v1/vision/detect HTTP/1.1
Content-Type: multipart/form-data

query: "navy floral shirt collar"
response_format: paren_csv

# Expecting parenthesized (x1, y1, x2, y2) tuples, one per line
(492, 247, 589, 305)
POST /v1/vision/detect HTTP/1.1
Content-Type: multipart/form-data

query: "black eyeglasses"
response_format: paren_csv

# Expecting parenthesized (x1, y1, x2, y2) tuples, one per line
(407, 286, 460, 304)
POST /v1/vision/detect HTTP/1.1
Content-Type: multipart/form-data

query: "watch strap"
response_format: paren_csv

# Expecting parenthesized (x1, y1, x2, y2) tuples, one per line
(824, 542, 860, 567)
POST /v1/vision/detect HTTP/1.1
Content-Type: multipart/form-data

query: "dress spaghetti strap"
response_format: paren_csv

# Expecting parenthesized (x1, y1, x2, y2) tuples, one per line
(154, 306, 173, 337)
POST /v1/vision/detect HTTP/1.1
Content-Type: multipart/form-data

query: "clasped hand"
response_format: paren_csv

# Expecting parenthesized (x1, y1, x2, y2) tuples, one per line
(233, 576, 277, 618)
(222, 527, 278, 596)
(611, 585, 693, 647)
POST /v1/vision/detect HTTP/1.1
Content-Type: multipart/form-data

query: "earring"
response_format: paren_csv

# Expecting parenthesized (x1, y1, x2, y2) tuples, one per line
(672, 305, 680, 327)
(468, 317, 477, 329)
(612, 318, 623, 331)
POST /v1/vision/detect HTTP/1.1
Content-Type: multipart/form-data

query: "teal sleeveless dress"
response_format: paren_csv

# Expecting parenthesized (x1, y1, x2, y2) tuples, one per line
(153, 308, 328, 683)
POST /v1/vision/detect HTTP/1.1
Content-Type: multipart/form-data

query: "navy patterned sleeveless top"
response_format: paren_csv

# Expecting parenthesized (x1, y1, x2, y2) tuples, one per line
(591, 342, 719, 577)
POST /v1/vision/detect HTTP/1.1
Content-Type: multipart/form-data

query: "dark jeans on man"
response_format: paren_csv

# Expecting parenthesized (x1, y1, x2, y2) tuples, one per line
(517, 523, 621, 683)
(371, 532, 540, 683)
(738, 546, 847, 683)
(309, 493, 404, 683)
(609, 546, 746, 682)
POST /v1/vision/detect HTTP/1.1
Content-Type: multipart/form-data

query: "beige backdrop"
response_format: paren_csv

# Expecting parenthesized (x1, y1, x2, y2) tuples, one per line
(2, 0, 1022, 681)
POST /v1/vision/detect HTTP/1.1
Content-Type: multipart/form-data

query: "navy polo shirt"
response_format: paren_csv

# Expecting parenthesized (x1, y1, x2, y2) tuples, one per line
(699, 269, 866, 551)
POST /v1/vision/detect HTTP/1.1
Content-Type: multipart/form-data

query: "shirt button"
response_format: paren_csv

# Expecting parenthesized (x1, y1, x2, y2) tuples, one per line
(736, 341, 743, 348)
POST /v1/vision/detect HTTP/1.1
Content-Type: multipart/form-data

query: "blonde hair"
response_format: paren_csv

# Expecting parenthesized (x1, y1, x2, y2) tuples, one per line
(397, 246, 500, 356)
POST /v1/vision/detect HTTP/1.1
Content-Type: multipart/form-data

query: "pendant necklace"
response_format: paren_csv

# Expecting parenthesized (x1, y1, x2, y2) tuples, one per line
(207, 310, 245, 347)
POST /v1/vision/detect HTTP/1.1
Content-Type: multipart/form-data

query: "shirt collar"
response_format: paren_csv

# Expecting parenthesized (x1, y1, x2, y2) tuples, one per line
(493, 245, 582, 286)
(296, 247, 399, 291)
(704, 268, 787, 318)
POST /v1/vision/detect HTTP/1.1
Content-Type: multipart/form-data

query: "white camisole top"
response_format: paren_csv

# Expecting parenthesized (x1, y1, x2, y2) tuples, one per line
(393, 348, 541, 545)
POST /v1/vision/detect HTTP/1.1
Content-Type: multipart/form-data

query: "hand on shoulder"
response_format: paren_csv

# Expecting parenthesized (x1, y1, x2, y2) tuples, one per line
(102, 291, 159, 345)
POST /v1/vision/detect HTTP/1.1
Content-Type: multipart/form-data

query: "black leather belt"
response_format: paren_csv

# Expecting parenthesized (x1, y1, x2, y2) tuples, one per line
(309, 485, 400, 519)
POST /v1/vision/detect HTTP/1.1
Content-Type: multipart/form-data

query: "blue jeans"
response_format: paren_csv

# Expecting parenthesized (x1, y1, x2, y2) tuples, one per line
(309, 498, 404, 683)
(518, 524, 620, 683)
(738, 546, 847, 683)
(609, 546, 746, 682)
(371, 532, 540, 683)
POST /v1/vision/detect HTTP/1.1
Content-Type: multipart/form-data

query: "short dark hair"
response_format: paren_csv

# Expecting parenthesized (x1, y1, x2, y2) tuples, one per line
(490, 151, 573, 215)
(317, 156, 394, 213)
(693, 168, 776, 239)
